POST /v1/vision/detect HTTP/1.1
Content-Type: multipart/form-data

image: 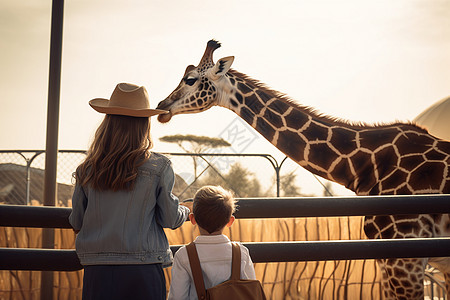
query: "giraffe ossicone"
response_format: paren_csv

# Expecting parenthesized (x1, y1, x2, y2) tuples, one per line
(156, 40, 450, 300)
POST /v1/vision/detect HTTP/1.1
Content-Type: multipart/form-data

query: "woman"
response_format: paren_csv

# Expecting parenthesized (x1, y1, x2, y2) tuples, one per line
(69, 83, 190, 300)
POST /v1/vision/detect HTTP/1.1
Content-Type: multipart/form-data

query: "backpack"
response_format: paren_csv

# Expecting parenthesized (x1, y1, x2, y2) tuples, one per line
(186, 242, 267, 300)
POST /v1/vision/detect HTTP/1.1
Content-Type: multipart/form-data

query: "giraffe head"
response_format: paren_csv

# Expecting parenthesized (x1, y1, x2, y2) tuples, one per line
(156, 40, 234, 123)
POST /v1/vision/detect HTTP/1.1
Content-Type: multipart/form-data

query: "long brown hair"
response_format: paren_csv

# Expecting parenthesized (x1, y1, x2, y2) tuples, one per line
(76, 114, 152, 191)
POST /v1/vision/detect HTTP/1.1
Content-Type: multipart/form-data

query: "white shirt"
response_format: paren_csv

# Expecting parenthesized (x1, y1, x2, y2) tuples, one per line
(168, 234, 256, 300)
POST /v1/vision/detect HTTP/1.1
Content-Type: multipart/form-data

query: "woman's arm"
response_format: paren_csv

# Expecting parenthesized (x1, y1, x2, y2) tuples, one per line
(155, 161, 190, 229)
(68, 183, 88, 231)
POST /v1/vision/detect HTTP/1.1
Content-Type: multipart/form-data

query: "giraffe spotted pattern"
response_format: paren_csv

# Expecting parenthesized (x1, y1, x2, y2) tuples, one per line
(225, 70, 450, 196)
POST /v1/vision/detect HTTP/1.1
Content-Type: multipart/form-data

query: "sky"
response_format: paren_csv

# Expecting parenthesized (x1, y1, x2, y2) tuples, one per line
(1, 0, 449, 196)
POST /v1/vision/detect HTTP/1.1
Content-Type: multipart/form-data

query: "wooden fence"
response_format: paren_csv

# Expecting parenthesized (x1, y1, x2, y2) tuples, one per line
(1, 215, 379, 300)
(1, 196, 449, 300)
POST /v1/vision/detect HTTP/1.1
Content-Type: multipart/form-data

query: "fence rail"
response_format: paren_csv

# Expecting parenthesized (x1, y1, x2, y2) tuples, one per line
(1, 195, 449, 228)
(2, 238, 450, 271)
(1, 195, 449, 271)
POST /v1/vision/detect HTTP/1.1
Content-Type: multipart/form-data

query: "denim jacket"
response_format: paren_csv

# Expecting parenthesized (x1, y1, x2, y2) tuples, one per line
(69, 152, 189, 267)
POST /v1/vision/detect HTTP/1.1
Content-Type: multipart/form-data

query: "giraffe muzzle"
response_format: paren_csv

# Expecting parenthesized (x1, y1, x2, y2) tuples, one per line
(157, 110, 173, 123)
(155, 99, 174, 123)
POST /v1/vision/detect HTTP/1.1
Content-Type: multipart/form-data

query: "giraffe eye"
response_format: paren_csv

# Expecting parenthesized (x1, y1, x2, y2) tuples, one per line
(185, 77, 197, 86)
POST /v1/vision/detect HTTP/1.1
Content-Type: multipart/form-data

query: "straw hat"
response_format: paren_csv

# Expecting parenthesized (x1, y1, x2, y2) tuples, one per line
(89, 83, 168, 117)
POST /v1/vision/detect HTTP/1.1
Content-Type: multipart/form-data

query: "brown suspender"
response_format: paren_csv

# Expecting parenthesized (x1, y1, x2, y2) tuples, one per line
(230, 242, 241, 280)
(186, 242, 207, 299)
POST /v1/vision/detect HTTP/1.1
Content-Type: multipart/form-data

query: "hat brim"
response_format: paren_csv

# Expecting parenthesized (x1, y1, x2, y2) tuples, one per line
(89, 99, 169, 117)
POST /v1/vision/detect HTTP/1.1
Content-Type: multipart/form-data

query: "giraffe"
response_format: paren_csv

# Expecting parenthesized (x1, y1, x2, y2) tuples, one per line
(156, 40, 450, 300)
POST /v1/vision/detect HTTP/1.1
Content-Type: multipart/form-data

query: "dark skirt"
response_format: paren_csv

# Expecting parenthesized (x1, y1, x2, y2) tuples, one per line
(82, 264, 166, 300)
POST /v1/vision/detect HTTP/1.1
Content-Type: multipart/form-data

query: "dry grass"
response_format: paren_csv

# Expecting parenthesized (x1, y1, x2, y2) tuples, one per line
(0, 212, 384, 300)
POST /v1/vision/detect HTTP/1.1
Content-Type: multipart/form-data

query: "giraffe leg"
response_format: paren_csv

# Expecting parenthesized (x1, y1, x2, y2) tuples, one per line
(444, 272, 450, 299)
(379, 260, 397, 300)
(378, 258, 427, 300)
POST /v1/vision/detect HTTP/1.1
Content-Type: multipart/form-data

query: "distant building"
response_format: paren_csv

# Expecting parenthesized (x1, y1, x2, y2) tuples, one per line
(0, 163, 73, 206)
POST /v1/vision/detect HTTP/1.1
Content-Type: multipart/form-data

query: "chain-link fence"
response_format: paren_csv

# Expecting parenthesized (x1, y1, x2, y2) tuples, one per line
(0, 150, 294, 206)
(0, 150, 86, 206)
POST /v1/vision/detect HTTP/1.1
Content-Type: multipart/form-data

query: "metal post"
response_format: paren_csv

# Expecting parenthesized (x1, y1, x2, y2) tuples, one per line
(26, 159, 31, 205)
(276, 156, 288, 197)
(41, 0, 64, 299)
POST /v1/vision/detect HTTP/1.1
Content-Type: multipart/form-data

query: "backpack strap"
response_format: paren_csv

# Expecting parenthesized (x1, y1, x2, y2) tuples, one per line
(186, 242, 207, 300)
(230, 242, 241, 280)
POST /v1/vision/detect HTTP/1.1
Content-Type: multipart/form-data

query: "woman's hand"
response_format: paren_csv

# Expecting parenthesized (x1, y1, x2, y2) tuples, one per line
(180, 199, 193, 214)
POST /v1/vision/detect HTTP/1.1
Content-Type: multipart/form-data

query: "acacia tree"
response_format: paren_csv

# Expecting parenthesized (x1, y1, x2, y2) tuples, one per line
(160, 134, 230, 153)
(159, 134, 231, 177)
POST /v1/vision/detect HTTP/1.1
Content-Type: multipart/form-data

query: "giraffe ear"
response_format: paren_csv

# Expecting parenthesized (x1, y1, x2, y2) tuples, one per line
(210, 56, 234, 79)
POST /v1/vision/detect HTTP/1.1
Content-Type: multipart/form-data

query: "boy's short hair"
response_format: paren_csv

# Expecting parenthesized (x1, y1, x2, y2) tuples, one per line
(193, 186, 236, 234)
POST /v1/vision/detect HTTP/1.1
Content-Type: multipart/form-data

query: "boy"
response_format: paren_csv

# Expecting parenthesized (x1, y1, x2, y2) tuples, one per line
(168, 186, 256, 300)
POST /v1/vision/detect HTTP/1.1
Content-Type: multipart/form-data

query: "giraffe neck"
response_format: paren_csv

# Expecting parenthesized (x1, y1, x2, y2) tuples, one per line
(220, 70, 441, 195)
(219, 70, 354, 189)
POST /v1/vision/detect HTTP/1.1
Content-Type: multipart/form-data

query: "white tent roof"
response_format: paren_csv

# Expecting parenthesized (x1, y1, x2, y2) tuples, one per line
(413, 96, 450, 141)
